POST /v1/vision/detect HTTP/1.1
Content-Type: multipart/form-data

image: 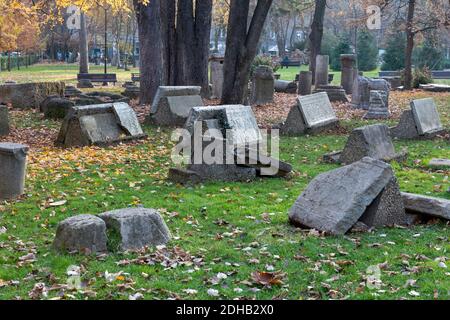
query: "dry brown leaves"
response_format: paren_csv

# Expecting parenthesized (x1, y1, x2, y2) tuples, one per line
(251, 270, 286, 287)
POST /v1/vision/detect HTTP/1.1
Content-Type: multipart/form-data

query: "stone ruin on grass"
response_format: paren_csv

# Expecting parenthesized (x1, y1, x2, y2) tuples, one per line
(324, 124, 407, 164)
(289, 157, 414, 235)
(0, 143, 29, 201)
(0, 104, 10, 136)
(313, 85, 349, 103)
(169, 105, 292, 184)
(147, 86, 204, 127)
(40, 91, 130, 119)
(53, 208, 171, 253)
(352, 76, 390, 110)
(56, 103, 145, 147)
(281, 92, 339, 136)
(0, 82, 65, 109)
(390, 98, 445, 139)
(250, 66, 275, 105)
(363, 90, 390, 119)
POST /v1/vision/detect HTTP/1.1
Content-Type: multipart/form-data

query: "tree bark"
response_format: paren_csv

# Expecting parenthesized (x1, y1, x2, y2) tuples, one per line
(308, 0, 327, 84)
(404, 0, 415, 90)
(134, 0, 164, 104)
(221, 0, 274, 104)
(79, 12, 89, 74)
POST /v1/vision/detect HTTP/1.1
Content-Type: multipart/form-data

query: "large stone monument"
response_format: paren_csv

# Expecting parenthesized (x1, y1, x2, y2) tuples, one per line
(340, 54, 357, 94)
(298, 71, 312, 95)
(315, 55, 329, 87)
(0, 105, 10, 136)
(250, 66, 275, 105)
(289, 157, 411, 235)
(0, 143, 29, 201)
(363, 90, 390, 119)
(352, 76, 390, 110)
(210, 55, 224, 99)
(325, 124, 407, 164)
(169, 105, 292, 183)
(391, 98, 445, 139)
(0, 82, 65, 109)
(56, 103, 145, 147)
(147, 86, 204, 127)
(281, 92, 339, 135)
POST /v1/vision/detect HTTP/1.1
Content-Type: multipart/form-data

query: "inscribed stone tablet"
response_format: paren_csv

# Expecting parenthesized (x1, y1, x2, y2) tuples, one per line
(411, 98, 443, 135)
(112, 103, 144, 136)
(298, 92, 337, 129)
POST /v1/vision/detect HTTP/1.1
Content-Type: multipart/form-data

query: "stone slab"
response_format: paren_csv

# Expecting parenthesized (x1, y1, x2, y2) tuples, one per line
(411, 98, 443, 135)
(402, 192, 450, 220)
(297, 92, 338, 129)
(289, 157, 396, 235)
(339, 124, 404, 164)
(113, 103, 144, 136)
(429, 158, 450, 168)
(0, 82, 65, 109)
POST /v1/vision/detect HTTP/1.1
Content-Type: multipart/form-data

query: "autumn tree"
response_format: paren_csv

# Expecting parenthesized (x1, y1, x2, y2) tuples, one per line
(221, 0, 274, 104)
(308, 0, 327, 84)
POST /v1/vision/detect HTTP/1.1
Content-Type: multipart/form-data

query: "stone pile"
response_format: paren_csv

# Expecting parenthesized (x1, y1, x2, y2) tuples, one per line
(56, 103, 145, 147)
(64, 85, 83, 97)
(147, 86, 204, 127)
(53, 208, 171, 253)
(352, 76, 390, 110)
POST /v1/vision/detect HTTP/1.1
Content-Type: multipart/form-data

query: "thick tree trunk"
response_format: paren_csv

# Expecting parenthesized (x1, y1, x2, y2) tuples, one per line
(308, 0, 327, 84)
(135, 0, 212, 103)
(134, 0, 164, 104)
(79, 12, 89, 73)
(404, 0, 415, 90)
(221, 0, 274, 104)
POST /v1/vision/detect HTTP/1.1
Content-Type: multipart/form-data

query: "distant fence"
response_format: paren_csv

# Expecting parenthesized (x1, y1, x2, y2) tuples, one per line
(379, 70, 450, 79)
(0, 54, 40, 71)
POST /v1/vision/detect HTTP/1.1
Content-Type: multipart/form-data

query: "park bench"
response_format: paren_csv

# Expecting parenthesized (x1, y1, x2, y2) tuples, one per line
(77, 73, 118, 85)
(280, 59, 301, 68)
(131, 73, 140, 82)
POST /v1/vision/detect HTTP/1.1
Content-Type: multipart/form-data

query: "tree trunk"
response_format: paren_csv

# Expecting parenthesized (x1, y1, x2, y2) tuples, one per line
(404, 0, 415, 90)
(308, 0, 327, 84)
(79, 12, 89, 74)
(221, 0, 274, 104)
(134, 0, 164, 104)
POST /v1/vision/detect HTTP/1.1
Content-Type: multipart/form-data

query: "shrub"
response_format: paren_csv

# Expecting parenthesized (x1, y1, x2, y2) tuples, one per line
(412, 67, 433, 88)
(251, 55, 280, 76)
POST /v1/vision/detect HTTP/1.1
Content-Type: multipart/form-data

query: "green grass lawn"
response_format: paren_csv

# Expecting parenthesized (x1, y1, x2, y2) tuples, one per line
(0, 63, 138, 86)
(0, 64, 449, 300)
(277, 66, 450, 86)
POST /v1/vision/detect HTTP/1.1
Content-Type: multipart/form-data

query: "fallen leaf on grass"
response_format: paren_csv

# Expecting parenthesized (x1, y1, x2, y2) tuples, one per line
(251, 271, 286, 286)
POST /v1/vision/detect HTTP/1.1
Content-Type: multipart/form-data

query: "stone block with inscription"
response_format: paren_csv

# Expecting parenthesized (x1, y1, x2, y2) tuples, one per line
(56, 103, 145, 147)
(147, 86, 204, 127)
(281, 92, 339, 135)
(170, 105, 292, 183)
(391, 98, 445, 139)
